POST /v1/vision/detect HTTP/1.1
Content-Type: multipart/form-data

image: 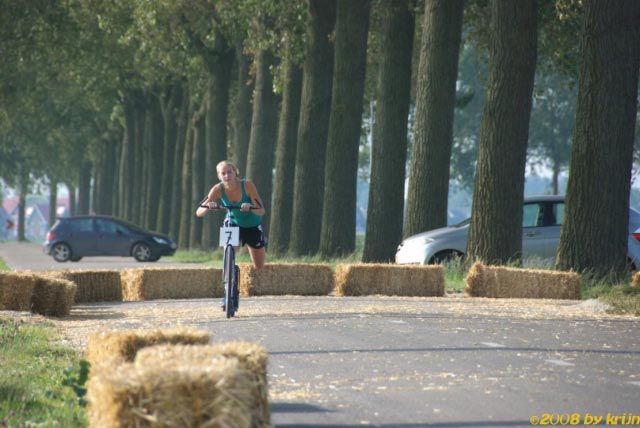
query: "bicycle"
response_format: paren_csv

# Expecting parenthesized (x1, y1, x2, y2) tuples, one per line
(199, 200, 258, 318)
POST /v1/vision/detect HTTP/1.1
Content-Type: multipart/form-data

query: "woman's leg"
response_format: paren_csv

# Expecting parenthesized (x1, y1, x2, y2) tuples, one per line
(247, 246, 266, 268)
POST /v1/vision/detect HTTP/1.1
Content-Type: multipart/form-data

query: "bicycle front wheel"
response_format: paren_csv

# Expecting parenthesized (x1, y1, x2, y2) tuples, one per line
(223, 244, 235, 318)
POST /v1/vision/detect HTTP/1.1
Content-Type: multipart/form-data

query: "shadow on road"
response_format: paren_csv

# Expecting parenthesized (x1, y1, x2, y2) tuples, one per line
(271, 402, 333, 413)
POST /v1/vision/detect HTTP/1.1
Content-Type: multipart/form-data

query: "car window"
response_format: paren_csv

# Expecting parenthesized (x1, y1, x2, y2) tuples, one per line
(523, 203, 542, 228)
(69, 219, 94, 232)
(95, 219, 118, 234)
(552, 203, 565, 226)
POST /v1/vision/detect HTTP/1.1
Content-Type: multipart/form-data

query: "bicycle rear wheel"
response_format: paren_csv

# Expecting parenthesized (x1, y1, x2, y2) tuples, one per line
(223, 244, 235, 318)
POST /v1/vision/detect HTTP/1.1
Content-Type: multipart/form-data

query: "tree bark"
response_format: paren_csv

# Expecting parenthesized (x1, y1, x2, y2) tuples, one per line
(78, 159, 92, 215)
(157, 81, 183, 234)
(49, 177, 57, 227)
(112, 138, 121, 217)
(269, 50, 303, 255)
(119, 95, 136, 220)
(17, 173, 27, 242)
(232, 42, 254, 177)
(202, 33, 234, 250)
(404, 0, 465, 238)
(144, 94, 164, 231)
(466, 0, 538, 265)
(289, 0, 337, 256)
(189, 102, 206, 248)
(134, 103, 146, 226)
(245, 48, 280, 230)
(319, 0, 371, 258)
(170, 85, 190, 241)
(178, 102, 195, 248)
(556, 0, 640, 278)
(67, 183, 76, 216)
(362, 0, 415, 263)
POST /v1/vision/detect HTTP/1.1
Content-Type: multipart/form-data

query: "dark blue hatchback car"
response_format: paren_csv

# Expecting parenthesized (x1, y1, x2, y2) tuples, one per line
(43, 215, 177, 262)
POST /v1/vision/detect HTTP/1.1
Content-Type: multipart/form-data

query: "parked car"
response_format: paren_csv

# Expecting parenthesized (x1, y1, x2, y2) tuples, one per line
(395, 195, 640, 268)
(43, 215, 177, 262)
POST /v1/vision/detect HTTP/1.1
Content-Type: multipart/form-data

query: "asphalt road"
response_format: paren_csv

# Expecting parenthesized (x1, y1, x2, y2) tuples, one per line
(2, 242, 640, 427)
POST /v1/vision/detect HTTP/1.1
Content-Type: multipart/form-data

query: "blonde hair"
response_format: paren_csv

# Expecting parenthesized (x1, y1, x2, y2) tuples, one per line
(216, 160, 240, 178)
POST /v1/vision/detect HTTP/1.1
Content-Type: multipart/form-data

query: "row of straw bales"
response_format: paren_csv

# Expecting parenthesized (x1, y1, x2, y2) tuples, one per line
(44, 269, 122, 303)
(1, 262, 590, 315)
(121, 267, 223, 301)
(85, 329, 269, 427)
(0, 271, 76, 317)
(464, 262, 581, 300)
(334, 264, 445, 297)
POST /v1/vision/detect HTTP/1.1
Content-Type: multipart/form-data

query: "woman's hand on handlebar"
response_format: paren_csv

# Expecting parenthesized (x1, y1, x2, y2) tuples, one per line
(240, 203, 253, 212)
(199, 201, 219, 210)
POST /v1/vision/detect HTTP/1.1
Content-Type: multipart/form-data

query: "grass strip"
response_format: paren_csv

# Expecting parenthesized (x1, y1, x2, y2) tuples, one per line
(0, 257, 9, 271)
(0, 319, 86, 427)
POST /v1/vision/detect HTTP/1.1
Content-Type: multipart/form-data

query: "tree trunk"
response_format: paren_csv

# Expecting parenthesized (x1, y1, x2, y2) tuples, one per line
(170, 85, 190, 241)
(319, 0, 371, 258)
(556, 0, 640, 278)
(157, 82, 183, 234)
(552, 160, 560, 195)
(112, 137, 121, 217)
(178, 102, 195, 248)
(203, 43, 234, 249)
(132, 101, 146, 226)
(232, 43, 254, 176)
(78, 159, 92, 215)
(404, 0, 465, 238)
(49, 178, 57, 227)
(119, 96, 136, 220)
(92, 132, 117, 215)
(144, 94, 164, 231)
(245, 48, 280, 230)
(466, 0, 538, 265)
(362, 0, 415, 263)
(190, 102, 206, 248)
(289, 0, 337, 256)
(269, 49, 303, 255)
(17, 173, 27, 242)
(67, 183, 77, 216)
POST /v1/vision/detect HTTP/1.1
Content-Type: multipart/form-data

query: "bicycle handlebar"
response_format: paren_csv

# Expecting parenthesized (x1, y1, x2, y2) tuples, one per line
(198, 200, 260, 211)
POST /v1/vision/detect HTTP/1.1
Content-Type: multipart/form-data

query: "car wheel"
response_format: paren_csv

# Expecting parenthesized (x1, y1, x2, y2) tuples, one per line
(70, 256, 83, 262)
(148, 256, 160, 262)
(52, 243, 71, 262)
(132, 243, 152, 262)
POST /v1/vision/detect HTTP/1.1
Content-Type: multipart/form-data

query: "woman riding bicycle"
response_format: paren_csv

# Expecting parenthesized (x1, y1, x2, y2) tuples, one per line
(196, 160, 267, 268)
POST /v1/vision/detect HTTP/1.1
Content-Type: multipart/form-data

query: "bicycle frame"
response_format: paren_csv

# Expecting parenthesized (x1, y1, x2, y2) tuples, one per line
(222, 242, 236, 318)
(198, 199, 258, 318)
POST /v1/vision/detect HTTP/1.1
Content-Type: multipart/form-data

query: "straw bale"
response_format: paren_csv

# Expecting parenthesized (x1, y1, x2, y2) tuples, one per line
(135, 342, 269, 427)
(120, 267, 223, 301)
(334, 263, 445, 297)
(87, 355, 255, 428)
(0, 272, 38, 311)
(239, 263, 334, 296)
(464, 262, 581, 299)
(30, 276, 77, 317)
(631, 271, 640, 288)
(44, 269, 122, 303)
(85, 328, 211, 366)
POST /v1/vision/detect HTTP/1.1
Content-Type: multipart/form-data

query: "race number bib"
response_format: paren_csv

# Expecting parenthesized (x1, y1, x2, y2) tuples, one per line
(219, 226, 240, 247)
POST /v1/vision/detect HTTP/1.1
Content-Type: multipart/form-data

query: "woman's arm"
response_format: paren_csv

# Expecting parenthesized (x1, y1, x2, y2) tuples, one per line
(243, 180, 266, 216)
(196, 185, 221, 217)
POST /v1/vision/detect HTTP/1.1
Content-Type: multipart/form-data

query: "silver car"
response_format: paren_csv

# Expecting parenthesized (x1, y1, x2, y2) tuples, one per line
(395, 195, 640, 268)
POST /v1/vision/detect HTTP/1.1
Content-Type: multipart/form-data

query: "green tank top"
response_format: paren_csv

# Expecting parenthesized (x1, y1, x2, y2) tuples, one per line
(219, 180, 262, 228)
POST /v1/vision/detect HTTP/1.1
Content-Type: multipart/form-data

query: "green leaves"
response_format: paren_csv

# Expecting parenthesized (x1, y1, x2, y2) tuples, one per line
(62, 360, 91, 407)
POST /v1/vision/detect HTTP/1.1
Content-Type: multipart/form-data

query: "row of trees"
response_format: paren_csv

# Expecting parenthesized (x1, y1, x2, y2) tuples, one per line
(1, 0, 639, 278)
